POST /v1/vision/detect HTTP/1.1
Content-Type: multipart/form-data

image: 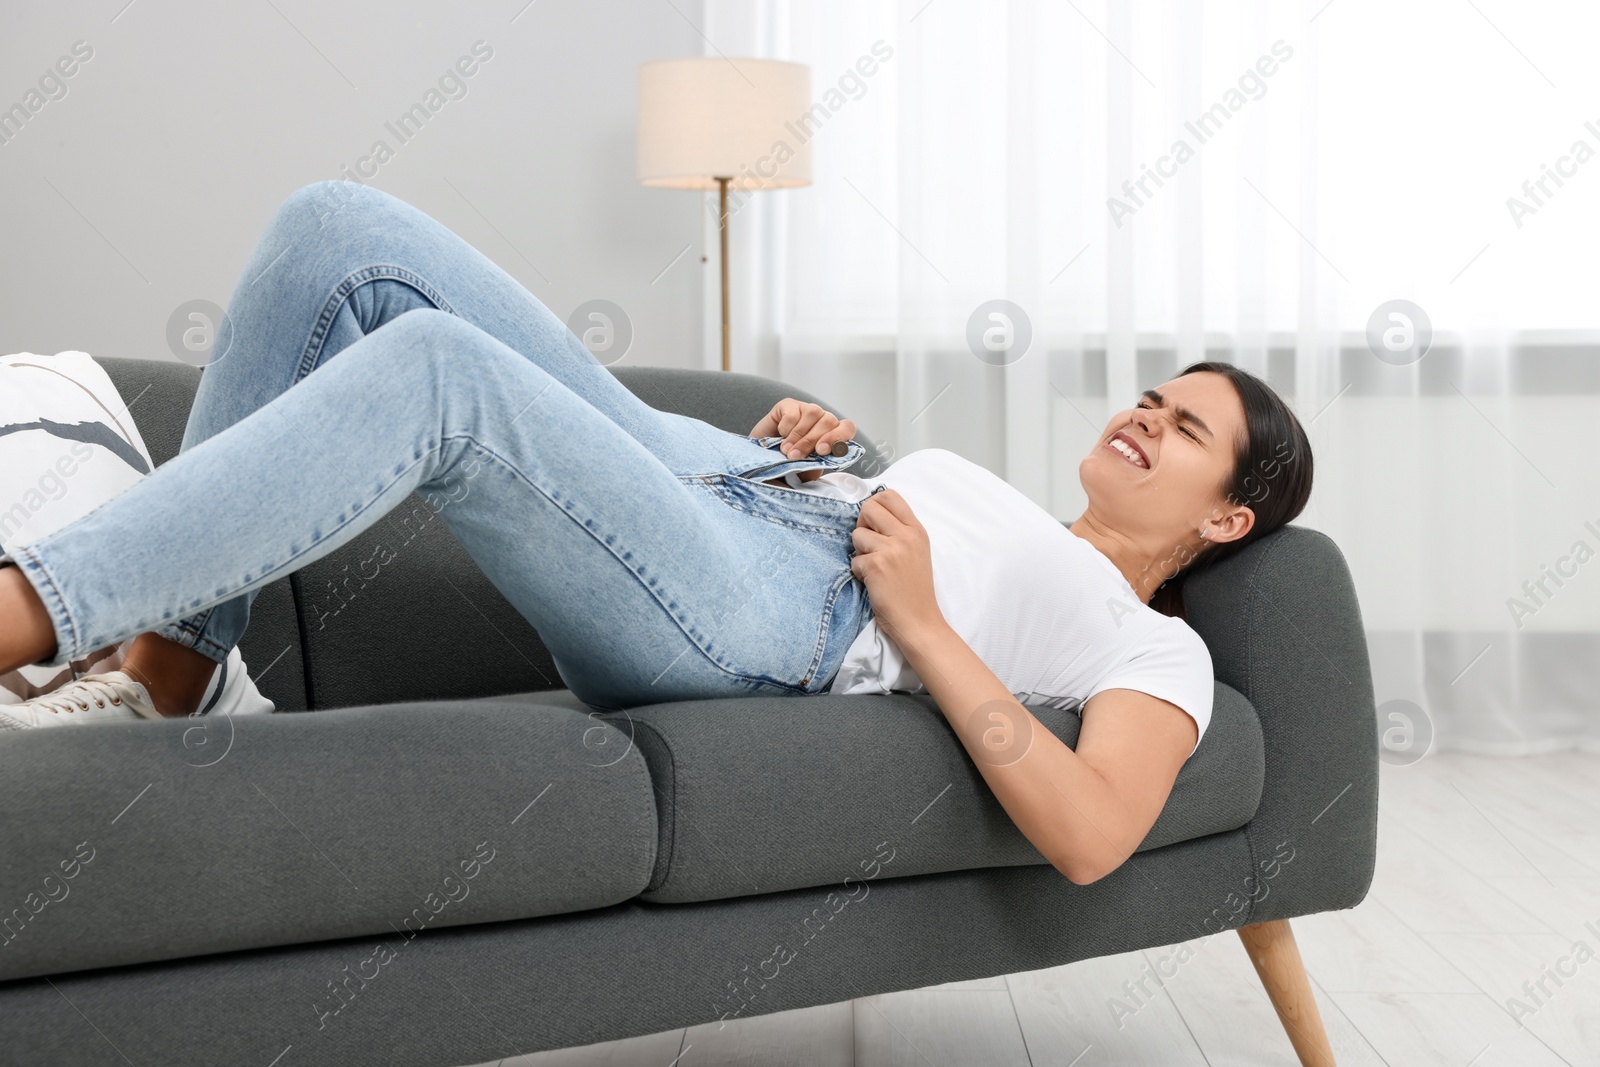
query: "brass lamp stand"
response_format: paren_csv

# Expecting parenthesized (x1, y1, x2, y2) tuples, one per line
(716, 175, 730, 373)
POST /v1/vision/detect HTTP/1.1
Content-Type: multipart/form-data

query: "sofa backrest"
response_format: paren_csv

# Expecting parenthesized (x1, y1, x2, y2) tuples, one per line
(96, 356, 889, 712)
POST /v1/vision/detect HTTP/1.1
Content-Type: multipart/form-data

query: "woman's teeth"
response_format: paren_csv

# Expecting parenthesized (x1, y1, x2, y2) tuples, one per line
(1109, 437, 1147, 468)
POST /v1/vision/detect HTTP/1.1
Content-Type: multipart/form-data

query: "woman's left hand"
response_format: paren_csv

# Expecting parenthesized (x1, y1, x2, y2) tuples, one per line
(849, 489, 944, 639)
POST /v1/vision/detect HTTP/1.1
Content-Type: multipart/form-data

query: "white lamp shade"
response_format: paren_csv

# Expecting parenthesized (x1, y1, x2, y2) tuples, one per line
(637, 58, 812, 190)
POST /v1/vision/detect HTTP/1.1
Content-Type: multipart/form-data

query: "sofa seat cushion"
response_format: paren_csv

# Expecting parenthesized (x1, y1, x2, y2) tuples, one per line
(0, 701, 656, 982)
(480, 684, 1264, 904)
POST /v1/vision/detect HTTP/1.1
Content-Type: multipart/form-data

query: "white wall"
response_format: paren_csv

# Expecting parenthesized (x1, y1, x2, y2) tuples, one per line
(0, 1, 706, 369)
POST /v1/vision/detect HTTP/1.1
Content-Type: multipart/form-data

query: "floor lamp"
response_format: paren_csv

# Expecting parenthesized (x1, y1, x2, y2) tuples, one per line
(637, 58, 812, 372)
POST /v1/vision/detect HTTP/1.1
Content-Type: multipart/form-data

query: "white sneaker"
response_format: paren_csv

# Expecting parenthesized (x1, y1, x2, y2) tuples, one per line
(197, 648, 276, 717)
(0, 670, 163, 729)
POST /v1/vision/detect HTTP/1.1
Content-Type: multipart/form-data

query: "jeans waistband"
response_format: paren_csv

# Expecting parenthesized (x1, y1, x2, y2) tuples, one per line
(680, 472, 872, 541)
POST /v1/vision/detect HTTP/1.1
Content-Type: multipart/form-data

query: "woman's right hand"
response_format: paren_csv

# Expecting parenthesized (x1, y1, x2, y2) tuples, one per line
(849, 488, 943, 640)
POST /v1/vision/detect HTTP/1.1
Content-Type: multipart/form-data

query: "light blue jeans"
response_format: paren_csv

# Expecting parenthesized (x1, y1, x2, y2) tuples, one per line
(1, 181, 880, 709)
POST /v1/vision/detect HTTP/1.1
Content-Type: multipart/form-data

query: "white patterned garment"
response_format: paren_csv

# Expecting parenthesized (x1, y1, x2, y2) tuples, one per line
(803, 448, 1214, 758)
(0, 350, 270, 715)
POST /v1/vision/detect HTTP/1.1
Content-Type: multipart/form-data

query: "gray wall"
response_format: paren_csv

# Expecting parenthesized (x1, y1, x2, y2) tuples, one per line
(0, 1, 704, 367)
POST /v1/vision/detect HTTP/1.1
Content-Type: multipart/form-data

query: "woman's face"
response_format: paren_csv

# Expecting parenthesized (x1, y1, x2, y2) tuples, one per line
(1079, 371, 1249, 553)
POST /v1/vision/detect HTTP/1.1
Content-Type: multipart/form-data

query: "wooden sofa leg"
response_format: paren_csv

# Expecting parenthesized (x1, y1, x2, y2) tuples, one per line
(1237, 919, 1337, 1067)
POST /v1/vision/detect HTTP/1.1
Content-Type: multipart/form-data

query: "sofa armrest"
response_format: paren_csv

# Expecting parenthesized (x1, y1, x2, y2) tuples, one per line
(1182, 525, 1379, 923)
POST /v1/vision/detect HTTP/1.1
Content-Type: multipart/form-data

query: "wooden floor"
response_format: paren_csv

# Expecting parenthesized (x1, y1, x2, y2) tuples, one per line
(461, 751, 1600, 1067)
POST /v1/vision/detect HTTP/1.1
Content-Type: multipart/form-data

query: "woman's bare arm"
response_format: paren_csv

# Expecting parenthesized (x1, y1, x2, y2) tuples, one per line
(850, 489, 1196, 885)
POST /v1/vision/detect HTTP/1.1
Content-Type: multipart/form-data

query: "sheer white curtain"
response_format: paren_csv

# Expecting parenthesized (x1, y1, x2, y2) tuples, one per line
(699, 0, 1600, 755)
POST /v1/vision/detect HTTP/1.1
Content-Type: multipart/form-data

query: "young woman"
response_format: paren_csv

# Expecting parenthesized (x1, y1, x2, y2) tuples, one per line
(0, 181, 1311, 885)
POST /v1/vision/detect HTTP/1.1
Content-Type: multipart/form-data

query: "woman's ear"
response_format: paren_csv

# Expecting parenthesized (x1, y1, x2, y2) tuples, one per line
(1205, 502, 1256, 546)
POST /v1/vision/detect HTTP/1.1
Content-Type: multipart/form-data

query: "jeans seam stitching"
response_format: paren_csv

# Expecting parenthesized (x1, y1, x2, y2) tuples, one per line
(15, 545, 79, 664)
(298, 265, 459, 382)
(805, 567, 854, 691)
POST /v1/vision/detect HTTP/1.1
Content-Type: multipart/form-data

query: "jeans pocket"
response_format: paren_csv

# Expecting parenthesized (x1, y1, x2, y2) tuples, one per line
(723, 560, 862, 696)
(679, 473, 867, 694)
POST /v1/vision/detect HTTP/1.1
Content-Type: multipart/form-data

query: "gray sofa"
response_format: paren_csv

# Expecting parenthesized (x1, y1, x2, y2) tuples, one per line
(0, 355, 1378, 1067)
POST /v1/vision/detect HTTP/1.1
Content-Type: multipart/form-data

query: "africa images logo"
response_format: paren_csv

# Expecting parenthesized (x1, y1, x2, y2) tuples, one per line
(1106, 40, 1294, 228)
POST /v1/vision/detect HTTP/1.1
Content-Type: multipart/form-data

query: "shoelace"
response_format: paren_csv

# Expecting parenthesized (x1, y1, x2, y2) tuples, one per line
(29, 676, 130, 716)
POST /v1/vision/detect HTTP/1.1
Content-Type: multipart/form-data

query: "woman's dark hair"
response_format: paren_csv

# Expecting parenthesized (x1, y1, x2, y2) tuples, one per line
(1149, 361, 1314, 619)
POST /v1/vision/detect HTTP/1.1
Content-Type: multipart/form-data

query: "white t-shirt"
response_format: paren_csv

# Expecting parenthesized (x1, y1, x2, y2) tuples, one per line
(799, 448, 1213, 758)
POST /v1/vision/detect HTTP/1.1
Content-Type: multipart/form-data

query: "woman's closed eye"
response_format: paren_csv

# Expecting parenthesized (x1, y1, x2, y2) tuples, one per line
(1137, 400, 1201, 442)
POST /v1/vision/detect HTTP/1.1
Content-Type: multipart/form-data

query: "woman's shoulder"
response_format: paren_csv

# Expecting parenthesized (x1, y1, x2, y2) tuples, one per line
(1140, 612, 1214, 671)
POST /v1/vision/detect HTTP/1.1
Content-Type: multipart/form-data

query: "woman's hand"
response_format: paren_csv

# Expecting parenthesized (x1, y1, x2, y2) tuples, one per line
(749, 399, 857, 482)
(849, 489, 944, 639)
